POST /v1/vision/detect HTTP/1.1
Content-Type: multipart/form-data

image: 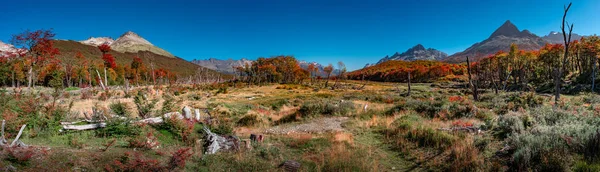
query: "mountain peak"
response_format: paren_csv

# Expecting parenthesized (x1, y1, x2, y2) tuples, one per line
(376, 44, 447, 63)
(411, 44, 426, 51)
(120, 31, 141, 38)
(489, 20, 521, 38)
(79, 37, 115, 46)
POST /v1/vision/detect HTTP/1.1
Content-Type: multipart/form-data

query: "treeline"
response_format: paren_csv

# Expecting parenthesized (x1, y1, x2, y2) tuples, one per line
(0, 29, 178, 88)
(233, 56, 345, 86)
(472, 36, 600, 93)
(347, 60, 467, 83)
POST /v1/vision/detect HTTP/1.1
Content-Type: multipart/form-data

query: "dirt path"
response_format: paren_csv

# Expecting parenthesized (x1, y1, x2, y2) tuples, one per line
(264, 117, 348, 134)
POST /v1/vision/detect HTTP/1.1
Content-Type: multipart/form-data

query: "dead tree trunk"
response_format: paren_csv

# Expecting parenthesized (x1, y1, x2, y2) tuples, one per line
(556, 2, 573, 105)
(467, 56, 478, 101)
(407, 71, 411, 97)
(593, 55, 597, 92)
(95, 69, 106, 90)
(202, 126, 239, 155)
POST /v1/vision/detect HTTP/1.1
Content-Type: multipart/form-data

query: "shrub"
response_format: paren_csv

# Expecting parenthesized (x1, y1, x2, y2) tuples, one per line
(134, 91, 157, 118)
(216, 87, 228, 94)
(237, 114, 262, 127)
(106, 152, 164, 172)
(160, 95, 179, 115)
(68, 135, 86, 149)
(210, 123, 234, 135)
(574, 161, 600, 172)
(387, 98, 446, 118)
(160, 116, 195, 143)
(109, 101, 130, 117)
(584, 129, 600, 162)
(298, 99, 354, 118)
(128, 131, 160, 150)
(496, 112, 526, 138)
(96, 118, 141, 137)
(4, 147, 35, 165)
(390, 113, 455, 148)
(167, 148, 193, 170)
(448, 140, 484, 171)
(319, 144, 377, 172)
(268, 99, 289, 111)
(505, 107, 600, 171)
(503, 92, 544, 112)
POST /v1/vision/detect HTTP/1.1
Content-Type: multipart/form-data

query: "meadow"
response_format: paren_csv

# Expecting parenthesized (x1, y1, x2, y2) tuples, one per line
(0, 79, 597, 172)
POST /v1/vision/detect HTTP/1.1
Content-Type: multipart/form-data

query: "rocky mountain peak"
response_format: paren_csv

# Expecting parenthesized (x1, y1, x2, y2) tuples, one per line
(489, 20, 521, 38)
(411, 44, 426, 51)
(79, 37, 115, 46)
(376, 44, 448, 64)
(114, 31, 152, 46)
(444, 20, 547, 63)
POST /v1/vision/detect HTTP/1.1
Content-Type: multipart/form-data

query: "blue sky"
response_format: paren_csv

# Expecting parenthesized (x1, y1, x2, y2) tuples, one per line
(1, 0, 598, 70)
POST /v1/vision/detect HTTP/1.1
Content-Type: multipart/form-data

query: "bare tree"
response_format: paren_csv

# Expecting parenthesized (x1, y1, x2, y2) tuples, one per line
(555, 2, 573, 105)
(407, 71, 411, 97)
(333, 61, 346, 89)
(324, 64, 334, 88)
(467, 56, 478, 101)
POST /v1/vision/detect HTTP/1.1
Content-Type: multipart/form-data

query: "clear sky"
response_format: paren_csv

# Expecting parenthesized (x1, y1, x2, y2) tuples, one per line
(1, 0, 598, 70)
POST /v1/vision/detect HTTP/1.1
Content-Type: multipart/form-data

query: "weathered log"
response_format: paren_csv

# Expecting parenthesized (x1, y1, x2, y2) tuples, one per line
(202, 126, 239, 155)
(137, 117, 163, 124)
(63, 123, 107, 131)
(0, 120, 7, 145)
(10, 125, 26, 147)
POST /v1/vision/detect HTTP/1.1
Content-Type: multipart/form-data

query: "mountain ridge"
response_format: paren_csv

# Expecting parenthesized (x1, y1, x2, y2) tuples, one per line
(443, 20, 547, 63)
(79, 31, 175, 58)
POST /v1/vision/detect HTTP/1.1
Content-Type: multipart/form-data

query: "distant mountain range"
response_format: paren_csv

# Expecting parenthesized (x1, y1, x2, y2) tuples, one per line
(0, 40, 19, 56)
(79, 31, 175, 58)
(366, 44, 447, 67)
(191, 58, 253, 74)
(367, 20, 593, 65)
(542, 31, 586, 44)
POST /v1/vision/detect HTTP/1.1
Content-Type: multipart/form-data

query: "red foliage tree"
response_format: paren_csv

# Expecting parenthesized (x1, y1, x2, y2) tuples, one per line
(102, 54, 117, 69)
(98, 44, 111, 53)
(10, 29, 60, 87)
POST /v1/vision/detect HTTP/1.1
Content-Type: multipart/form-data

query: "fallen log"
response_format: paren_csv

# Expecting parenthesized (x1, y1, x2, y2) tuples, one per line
(62, 123, 107, 131)
(203, 126, 239, 155)
(136, 117, 163, 124)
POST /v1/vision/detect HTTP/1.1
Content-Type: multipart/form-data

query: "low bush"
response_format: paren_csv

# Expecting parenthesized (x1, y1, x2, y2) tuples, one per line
(109, 101, 130, 117)
(237, 114, 262, 127)
(96, 118, 141, 137)
(496, 112, 526, 138)
(134, 90, 157, 118)
(448, 140, 484, 171)
(574, 161, 600, 172)
(160, 116, 195, 143)
(297, 99, 354, 118)
(584, 129, 600, 162)
(160, 95, 180, 115)
(504, 107, 600, 171)
(128, 131, 160, 150)
(389, 113, 456, 148)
